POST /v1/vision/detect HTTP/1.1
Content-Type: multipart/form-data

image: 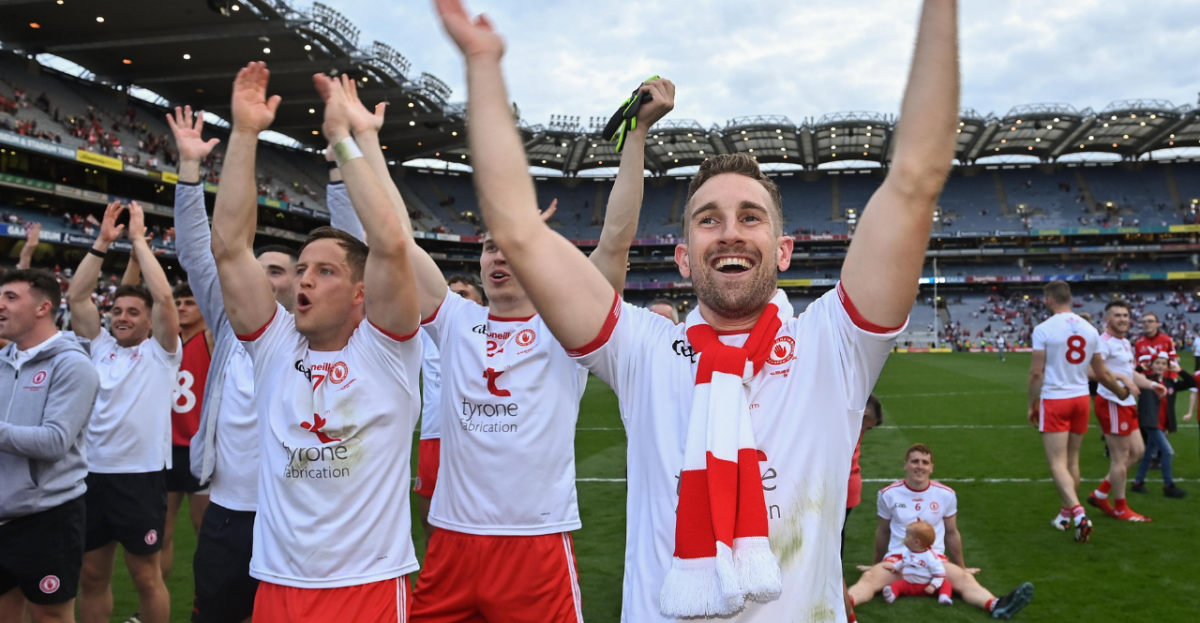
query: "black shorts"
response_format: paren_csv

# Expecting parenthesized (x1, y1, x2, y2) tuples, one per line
(192, 503, 258, 623)
(84, 471, 167, 556)
(166, 446, 208, 495)
(0, 496, 85, 605)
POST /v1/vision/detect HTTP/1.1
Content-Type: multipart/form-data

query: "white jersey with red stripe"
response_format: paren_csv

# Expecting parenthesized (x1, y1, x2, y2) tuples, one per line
(1097, 332, 1137, 407)
(419, 329, 442, 440)
(895, 547, 947, 586)
(573, 283, 902, 623)
(239, 303, 422, 589)
(421, 290, 587, 536)
(877, 480, 958, 558)
(1032, 312, 1100, 400)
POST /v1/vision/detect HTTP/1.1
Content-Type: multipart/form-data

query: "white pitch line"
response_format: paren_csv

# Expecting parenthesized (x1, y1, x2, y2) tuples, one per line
(876, 391, 1016, 398)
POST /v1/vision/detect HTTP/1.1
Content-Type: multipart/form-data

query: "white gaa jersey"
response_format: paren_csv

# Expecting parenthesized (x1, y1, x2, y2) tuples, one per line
(85, 332, 182, 473)
(419, 329, 442, 440)
(208, 344, 258, 511)
(240, 303, 422, 588)
(877, 480, 958, 558)
(421, 290, 586, 535)
(1032, 312, 1100, 400)
(575, 283, 902, 623)
(1097, 332, 1136, 406)
(896, 547, 946, 586)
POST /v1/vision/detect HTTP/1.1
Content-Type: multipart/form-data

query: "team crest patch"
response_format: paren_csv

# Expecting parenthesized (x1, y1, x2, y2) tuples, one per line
(1120, 421, 1129, 432)
(766, 336, 796, 366)
(931, 502, 939, 511)
(515, 329, 536, 348)
(144, 529, 158, 545)
(32, 371, 47, 385)
(39, 575, 60, 594)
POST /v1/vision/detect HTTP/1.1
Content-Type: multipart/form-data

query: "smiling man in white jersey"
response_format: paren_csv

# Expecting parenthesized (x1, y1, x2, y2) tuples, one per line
(66, 201, 182, 623)
(210, 63, 423, 622)
(164, 104, 300, 623)
(1086, 299, 1163, 523)
(310, 55, 673, 622)
(434, 0, 958, 619)
(849, 445, 1033, 618)
(1028, 281, 1132, 543)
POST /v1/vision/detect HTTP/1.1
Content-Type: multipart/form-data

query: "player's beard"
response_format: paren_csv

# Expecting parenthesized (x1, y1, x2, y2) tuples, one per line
(690, 245, 778, 322)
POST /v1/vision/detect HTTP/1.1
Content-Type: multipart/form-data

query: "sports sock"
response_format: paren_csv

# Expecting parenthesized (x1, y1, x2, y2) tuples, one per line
(1057, 507, 1071, 522)
(1115, 498, 1130, 512)
(1093, 478, 1112, 499)
(986, 597, 998, 611)
(847, 612, 857, 623)
(1071, 505, 1087, 525)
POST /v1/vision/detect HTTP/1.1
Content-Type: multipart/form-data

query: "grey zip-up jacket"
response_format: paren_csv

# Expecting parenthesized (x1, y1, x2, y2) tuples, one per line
(0, 332, 99, 520)
(176, 181, 247, 486)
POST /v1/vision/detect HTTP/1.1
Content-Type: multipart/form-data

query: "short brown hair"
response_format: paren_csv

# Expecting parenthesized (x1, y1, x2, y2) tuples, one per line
(1043, 280, 1071, 306)
(682, 154, 783, 240)
(172, 282, 193, 300)
(1105, 299, 1130, 313)
(905, 443, 933, 462)
(1142, 312, 1159, 322)
(300, 226, 368, 282)
(865, 394, 883, 425)
(114, 284, 153, 309)
(0, 269, 61, 306)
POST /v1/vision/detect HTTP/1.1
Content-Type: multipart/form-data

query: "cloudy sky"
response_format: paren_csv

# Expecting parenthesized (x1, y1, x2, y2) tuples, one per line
(329, 0, 1200, 128)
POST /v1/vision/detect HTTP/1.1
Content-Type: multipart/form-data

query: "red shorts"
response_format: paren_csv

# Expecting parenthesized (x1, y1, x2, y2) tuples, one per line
(1094, 395, 1139, 436)
(1039, 396, 1090, 434)
(253, 576, 411, 623)
(413, 438, 441, 499)
(410, 530, 583, 623)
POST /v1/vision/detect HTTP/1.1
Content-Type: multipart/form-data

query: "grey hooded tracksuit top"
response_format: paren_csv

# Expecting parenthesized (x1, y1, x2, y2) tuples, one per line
(0, 332, 100, 521)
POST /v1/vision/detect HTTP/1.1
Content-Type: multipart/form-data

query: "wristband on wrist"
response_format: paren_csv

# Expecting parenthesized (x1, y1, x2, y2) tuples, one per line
(88, 247, 107, 259)
(332, 137, 363, 167)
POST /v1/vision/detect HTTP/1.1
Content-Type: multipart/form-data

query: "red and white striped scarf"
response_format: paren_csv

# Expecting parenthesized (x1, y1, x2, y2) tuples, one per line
(660, 290, 790, 617)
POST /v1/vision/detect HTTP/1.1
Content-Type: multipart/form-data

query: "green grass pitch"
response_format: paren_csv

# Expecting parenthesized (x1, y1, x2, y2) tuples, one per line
(109, 352, 1198, 621)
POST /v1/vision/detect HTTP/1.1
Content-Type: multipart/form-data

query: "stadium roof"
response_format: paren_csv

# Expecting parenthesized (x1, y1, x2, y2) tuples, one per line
(0, 0, 466, 161)
(2, 0, 1197, 174)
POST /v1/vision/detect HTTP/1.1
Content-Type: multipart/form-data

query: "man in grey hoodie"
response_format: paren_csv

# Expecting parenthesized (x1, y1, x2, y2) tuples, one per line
(0, 268, 100, 623)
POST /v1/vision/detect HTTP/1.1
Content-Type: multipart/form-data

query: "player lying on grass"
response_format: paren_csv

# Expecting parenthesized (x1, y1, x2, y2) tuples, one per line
(847, 444, 1034, 619)
(211, 62, 422, 621)
(316, 61, 673, 621)
(1086, 300, 1165, 523)
(1028, 280, 1132, 543)
(435, 0, 956, 619)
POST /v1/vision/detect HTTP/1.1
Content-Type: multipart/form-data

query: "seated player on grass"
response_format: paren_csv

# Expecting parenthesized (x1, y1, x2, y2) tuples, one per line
(847, 444, 1034, 620)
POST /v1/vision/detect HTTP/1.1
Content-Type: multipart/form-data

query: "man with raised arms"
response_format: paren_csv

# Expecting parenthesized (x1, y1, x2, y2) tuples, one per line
(434, 0, 955, 619)
(319, 68, 672, 621)
(165, 105, 299, 623)
(1027, 280, 1132, 542)
(67, 201, 181, 623)
(210, 63, 422, 621)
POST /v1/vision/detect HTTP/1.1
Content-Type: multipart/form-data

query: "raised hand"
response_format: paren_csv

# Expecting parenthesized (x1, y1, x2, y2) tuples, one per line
(434, 0, 505, 61)
(126, 201, 147, 243)
(231, 62, 281, 134)
(343, 76, 387, 135)
(314, 74, 352, 144)
(166, 105, 220, 162)
(24, 221, 41, 244)
(540, 199, 557, 222)
(98, 201, 126, 244)
(635, 77, 676, 129)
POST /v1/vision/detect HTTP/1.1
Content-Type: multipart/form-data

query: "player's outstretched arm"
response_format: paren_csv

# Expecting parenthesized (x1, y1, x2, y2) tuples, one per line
(435, 0, 614, 348)
(66, 201, 125, 340)
(211, 62, 279, 336)
(1089, 353, 1129, 401)
(16, 222, 40, 270)
(317, 74, 419, 336)
(841, 0, 959, 328)
(127, 202, 180, 353)
(588, 78, 674, 292)
(328, 77, 448, 319)
(167, 105, 229, 332)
